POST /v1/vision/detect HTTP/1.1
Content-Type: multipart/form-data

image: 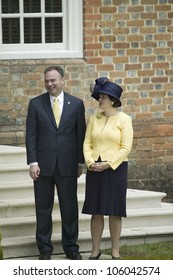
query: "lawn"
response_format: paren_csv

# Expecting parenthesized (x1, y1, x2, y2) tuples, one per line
(104, 241, 173, 260)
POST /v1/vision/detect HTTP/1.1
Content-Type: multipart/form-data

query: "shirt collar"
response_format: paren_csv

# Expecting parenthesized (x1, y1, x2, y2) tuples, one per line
(49, 91, 64, 106)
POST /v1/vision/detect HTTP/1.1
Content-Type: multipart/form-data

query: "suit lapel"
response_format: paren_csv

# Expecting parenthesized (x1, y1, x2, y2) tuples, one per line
(41, 92, 57, 128)
(60, 93, 72, 125)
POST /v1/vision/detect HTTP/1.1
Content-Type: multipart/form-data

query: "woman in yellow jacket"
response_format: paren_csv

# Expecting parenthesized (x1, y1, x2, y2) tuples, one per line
(82, 77, 133, 259)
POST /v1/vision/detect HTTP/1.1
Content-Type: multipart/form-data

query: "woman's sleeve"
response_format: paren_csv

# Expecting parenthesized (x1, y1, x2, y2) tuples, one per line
(83, 116, 95, 168)
(108, 116, 133, 170)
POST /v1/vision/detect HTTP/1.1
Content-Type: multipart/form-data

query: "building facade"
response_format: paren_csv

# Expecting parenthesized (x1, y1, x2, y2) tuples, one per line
(0, 0, 173, 201)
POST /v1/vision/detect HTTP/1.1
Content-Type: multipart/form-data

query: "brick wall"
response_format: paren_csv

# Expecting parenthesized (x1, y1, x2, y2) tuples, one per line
(0, 0, 173, 201)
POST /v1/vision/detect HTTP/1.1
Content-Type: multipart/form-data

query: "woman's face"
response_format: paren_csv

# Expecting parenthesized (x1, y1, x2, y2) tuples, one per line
(98, 94, 112, 111)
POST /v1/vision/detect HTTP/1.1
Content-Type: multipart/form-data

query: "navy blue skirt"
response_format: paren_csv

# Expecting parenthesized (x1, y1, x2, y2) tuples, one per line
(82, 162, 128, 217)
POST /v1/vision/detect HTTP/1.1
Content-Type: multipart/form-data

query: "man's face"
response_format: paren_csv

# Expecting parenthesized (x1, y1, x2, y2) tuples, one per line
(44, 70, 65, 96)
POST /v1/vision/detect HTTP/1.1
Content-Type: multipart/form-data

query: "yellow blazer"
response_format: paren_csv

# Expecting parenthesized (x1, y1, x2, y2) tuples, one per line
(84, 111, 133, 170)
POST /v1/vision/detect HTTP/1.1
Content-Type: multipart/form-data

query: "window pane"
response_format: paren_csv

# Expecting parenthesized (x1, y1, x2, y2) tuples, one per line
(24, 0, 40, 13)
(2, 18, 20, 43)
(45, 0, 62, 13)
(45, 18, 62, 43)
(24, 18, 41, 43)
(2, 0, 19, 13)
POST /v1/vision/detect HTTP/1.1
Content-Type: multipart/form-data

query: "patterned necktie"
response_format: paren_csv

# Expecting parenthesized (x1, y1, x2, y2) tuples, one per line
(52, 98, 61, 126)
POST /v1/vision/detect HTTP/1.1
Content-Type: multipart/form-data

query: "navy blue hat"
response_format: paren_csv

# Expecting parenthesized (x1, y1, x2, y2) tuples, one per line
(91, 77, 123, 107)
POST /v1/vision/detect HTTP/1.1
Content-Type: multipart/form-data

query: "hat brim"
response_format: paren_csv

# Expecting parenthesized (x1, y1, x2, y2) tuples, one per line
(91, 90, 121, 107)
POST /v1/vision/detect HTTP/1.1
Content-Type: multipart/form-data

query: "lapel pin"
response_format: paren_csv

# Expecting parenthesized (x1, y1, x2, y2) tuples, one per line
(68, 101, 70, 104)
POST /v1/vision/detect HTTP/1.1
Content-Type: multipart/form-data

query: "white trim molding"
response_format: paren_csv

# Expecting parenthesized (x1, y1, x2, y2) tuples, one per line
(0, 0, 83, 59)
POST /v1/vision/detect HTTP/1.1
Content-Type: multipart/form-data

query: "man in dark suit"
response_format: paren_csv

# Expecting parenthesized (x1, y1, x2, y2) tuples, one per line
(26, 65, 86, 260)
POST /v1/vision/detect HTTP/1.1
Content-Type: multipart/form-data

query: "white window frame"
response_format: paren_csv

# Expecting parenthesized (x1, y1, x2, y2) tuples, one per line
(0, 0, 83, 59)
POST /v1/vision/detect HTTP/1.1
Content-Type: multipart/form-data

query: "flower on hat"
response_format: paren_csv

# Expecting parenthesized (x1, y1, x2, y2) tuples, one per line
(94, 77, 109, 92)
(90, 77, 109, 94)
(95, 77, 109, 86)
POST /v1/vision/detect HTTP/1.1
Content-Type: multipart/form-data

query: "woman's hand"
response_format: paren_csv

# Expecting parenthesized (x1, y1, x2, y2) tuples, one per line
(89, 161, 109, 172)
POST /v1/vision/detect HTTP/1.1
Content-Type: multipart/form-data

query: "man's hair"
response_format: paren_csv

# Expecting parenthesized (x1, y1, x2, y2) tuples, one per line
(44, 65, 64, 77)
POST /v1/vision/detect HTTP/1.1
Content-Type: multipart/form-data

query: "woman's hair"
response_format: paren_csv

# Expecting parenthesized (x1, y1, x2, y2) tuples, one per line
(108, 95, 120, 108)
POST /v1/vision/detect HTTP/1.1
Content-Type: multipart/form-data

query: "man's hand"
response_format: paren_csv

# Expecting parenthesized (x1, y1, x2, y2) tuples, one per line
(29, 165, 40, 180)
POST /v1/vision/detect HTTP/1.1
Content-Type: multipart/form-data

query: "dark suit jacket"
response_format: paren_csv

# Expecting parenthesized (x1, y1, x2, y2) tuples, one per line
(26, 92, 86, 177)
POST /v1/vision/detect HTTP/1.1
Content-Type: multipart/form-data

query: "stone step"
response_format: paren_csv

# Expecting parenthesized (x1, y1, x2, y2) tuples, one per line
(0, 145, 26, 165)
(124, 203, 173, 228)
(2, 225, 173, 259)
(0, 164, 30, 182)
(0, 188, 167, 220)
(0, 199, 35, 219)
(0, 181, 33, 200)
(0, 174, 85, 200)
(126, 188, 166, 209)
(1, 203, 173, 239)
(0, 174, 166, 208)
(0, 189, 167, 219)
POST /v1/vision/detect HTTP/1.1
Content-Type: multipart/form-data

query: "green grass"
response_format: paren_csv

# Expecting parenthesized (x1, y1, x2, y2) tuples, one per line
(104, 241, 173, 260)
